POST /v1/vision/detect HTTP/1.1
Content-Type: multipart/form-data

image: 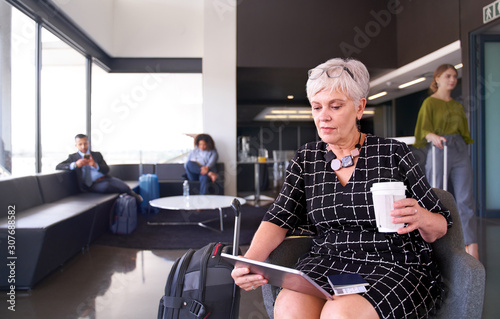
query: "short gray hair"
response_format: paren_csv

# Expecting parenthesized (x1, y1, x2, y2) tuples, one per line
(306, 58, 370, 103)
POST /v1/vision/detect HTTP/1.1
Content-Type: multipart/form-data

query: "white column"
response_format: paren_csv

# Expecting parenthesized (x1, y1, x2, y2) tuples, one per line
(203, 1, 237, 196)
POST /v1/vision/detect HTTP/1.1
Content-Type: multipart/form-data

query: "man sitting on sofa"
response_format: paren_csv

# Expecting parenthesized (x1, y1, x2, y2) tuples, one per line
(56, 134, 142, 203)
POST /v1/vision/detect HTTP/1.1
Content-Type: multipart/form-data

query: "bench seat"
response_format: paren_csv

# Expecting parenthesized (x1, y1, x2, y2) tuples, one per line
(0, 171, 119, 289)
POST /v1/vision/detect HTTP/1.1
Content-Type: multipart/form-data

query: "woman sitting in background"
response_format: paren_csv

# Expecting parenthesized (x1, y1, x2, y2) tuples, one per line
(184, 134, 218, 195)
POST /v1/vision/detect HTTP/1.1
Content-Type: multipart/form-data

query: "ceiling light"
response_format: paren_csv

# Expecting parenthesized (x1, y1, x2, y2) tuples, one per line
(271, 110, 298, 114)
(255, 106, 313, 121)
(288, 115, 313, 119)
(363, 110, 375, 115)
(454, 63, 463, 69)
(368, 91, 387, 100)
(287, 95, 294, 99)
(264, 115, 288, 119)
(398, 77, 426, 89)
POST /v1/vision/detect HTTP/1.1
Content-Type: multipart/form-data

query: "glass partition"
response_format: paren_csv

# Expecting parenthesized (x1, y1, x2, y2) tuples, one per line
(484, 42, 500, 210)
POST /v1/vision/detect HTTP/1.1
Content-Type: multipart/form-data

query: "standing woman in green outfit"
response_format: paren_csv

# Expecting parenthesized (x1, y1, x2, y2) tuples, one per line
(414, 64, 479, 259)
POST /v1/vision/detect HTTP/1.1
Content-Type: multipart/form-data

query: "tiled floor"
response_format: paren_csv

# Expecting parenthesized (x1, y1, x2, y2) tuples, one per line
(1, 217, 498, 319)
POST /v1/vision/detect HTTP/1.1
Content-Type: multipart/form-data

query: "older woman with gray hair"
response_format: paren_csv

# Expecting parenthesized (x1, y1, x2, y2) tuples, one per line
(231, 58, 452, 319)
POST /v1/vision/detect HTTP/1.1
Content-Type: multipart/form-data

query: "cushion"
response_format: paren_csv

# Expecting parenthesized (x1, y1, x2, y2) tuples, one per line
(37, 171, 80, 203)
(0, 176, 43, 217)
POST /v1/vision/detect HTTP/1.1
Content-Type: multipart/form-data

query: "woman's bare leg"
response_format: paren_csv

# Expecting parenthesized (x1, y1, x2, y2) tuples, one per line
(321, 294, 379, 319)
(274, 288, 325, 319)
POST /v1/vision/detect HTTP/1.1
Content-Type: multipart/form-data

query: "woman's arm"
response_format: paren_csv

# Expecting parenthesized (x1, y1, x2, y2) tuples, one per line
(414, 100, 435, 148)
(231, 221, 287, 291)
(231, 221, 288, 291)
(244, 221, 288, 261)
(206, 149, 218, 169)
(232, 148, 307, 290)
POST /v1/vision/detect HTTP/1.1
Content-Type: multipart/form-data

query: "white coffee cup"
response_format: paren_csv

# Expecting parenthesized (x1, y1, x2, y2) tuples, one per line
(370, 182, 407, 233)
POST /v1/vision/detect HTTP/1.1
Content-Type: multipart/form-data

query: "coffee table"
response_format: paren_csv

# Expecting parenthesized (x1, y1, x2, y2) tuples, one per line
(148, 195, 246, 232)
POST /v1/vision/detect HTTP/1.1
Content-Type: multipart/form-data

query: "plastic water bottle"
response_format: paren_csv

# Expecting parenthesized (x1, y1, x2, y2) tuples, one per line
(183, 180, 189, 197)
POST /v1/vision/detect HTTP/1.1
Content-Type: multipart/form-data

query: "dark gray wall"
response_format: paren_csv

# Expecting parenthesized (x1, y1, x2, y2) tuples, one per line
(396, 0, 460, 66)
(237, 0, 398, 69)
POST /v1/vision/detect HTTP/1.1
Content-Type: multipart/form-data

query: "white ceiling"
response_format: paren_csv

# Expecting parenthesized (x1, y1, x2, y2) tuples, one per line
(52, 0, 204, 58)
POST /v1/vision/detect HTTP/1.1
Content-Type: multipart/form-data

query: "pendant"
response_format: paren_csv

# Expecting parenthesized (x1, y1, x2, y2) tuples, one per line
(331, 159, 342, 171)
(341, 155, 354, 167)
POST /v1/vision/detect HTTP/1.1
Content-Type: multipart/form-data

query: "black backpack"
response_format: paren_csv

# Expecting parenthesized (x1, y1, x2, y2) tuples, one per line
(157, 199, 242, 319)
(158, 242, 240, 319)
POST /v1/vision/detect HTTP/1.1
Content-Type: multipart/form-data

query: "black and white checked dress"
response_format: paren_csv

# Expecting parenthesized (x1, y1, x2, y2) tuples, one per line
(263, 135, 452, 319)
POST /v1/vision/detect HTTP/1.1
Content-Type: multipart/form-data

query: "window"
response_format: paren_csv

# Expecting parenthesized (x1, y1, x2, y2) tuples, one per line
(10, 7, 36, 176)
(91, 66, 203, 164)
(40, 28, 86, 173)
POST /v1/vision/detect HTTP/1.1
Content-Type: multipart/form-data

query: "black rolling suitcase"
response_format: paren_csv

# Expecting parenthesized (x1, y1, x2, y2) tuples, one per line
(157, 199, 242, 319)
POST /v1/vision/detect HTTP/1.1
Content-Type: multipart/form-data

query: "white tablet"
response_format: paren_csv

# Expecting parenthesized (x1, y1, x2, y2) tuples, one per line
(221, 253, 333, 300)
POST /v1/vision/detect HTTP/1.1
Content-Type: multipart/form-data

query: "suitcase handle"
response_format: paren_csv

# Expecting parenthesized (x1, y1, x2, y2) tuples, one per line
(431, 140, 447, 191)
(231, 198, 241, 218)
(231, 199, 241, 256)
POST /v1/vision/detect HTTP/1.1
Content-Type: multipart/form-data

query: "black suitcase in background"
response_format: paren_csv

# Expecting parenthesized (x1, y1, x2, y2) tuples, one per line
(157, 199, 242, 319)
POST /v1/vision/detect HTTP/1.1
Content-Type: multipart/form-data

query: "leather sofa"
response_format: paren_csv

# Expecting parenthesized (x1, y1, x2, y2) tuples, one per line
(0, 170, 138, 290)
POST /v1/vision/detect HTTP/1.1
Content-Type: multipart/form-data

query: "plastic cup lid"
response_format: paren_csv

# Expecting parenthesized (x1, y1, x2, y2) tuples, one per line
(370, 181, 405, 191)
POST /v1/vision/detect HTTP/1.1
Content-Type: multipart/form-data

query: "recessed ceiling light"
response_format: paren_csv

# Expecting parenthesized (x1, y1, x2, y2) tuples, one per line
(398, 77, 426, 89)
(287, 95, 294, 99)
(264, 115, 288, 119)
(454, 63, 463, 69)
(368, 91, 388, 101)
(271, 110, 298, 114)
(298, 110, 312, 114)
(288, 115, 313, 119)
(255, 106, 313, 121)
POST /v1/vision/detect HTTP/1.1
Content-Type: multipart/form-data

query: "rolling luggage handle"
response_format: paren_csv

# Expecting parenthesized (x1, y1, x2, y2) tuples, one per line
(431, 140, 447, 191)
(231, 198, 241, 256)
(230, 198, 242, 318)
